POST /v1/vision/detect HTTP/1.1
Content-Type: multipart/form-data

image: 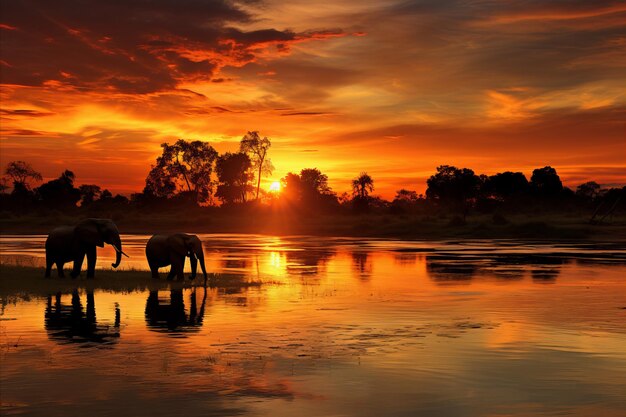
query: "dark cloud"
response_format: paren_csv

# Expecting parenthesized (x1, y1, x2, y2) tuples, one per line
(0, 0, 343, 93)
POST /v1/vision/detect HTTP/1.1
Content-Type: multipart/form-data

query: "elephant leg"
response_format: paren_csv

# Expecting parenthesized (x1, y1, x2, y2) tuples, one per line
(169, 254, 185, 281)
(56, 261, 65, 278)
(149, 262, 160, 279)
(70, 253, 85, 279)
(189, 254, 197, 280)
(86, 246, 97, 278)
(45, 257, 53, 278)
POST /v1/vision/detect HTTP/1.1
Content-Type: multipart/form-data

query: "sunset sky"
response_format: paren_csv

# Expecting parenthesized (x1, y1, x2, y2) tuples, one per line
(1, 0, 625, 197)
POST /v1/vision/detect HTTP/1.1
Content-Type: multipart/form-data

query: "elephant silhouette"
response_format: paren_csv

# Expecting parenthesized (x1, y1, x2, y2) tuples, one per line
(144, 288, 207, 335)
(44, 290, 120, 346)
(45, 218, 127, 278)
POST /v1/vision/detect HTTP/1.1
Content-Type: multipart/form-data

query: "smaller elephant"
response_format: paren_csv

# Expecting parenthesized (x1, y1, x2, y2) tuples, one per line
(45, 218, 127, 278)
(145, 233, 207, 281)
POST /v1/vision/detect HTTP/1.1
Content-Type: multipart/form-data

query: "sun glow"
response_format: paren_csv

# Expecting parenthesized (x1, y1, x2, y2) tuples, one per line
(269, 181, 281, 192)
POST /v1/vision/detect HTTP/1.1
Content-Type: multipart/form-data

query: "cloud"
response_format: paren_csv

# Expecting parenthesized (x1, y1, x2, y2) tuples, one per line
(0, 0, 347, 94)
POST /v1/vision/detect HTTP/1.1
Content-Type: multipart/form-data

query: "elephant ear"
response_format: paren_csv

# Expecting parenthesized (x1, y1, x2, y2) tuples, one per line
(167, 234, 189, 257)
(75, 220, 105, 247)
(190, 235, 203, 255)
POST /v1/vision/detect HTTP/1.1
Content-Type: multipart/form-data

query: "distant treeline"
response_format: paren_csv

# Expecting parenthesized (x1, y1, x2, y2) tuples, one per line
(1, 132, 624, 223)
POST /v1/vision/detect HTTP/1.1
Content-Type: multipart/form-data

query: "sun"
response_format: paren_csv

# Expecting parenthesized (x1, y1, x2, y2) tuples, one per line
(269, 181, 281, 192)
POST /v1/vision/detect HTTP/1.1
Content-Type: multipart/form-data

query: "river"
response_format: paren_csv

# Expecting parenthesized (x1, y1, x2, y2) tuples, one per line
(1, 234, 625, 416)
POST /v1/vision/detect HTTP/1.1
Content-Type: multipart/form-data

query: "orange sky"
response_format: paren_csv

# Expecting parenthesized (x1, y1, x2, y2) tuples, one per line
(1, 0, 625, 197)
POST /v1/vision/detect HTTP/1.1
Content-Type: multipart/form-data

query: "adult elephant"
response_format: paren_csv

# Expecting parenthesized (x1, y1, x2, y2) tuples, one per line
(145, 233, 207, 281)
(45, 218, 126, 278)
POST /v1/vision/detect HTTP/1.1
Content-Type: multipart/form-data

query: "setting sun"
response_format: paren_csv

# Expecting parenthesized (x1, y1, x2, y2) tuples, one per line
(269, 181, 281, 192)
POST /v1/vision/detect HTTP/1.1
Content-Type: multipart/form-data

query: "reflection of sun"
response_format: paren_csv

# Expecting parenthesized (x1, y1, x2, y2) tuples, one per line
(269, 181, 281, 192)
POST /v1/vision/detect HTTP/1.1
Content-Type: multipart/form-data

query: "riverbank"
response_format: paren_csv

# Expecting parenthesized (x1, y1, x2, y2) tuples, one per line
(0, 265, 262, 301)
(1, 212, 625, 241)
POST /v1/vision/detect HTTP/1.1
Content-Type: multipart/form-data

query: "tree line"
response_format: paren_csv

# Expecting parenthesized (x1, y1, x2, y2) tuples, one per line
(1, 131, 624, 222)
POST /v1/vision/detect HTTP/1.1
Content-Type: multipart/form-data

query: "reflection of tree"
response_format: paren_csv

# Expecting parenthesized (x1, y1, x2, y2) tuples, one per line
(425, 254, 566, 283)
(285, 249, 335, 275)
(45, 290, 120, 345)
(352, 251, 372, 280)
(145, 288, 207, 335)
(221, 249, 249, 271)
(393, 252, 417, 265)
(426, 256, 477, 282)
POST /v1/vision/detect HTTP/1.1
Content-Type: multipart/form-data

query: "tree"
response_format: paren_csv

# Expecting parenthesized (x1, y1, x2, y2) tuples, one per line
(300, 168, 332, 195)
(280, 168, 337, 210)
(240, 131, 273, 200)
(36, 170, 81, 209)
(5, 160, 42, 190)
(145, 139, 218, 203)
(215, 152, 254, 204)
(391, 189, 421, 213)
(394, 189, 419, 202)
(484, 171, 529, 200)
(280, 172, 304, 203)
(530, 166, 562, 197)
(576, 181, 601, 200)
(426, 165, 481, 219)
(352, 172, 374, 199)
(79, 184, 102, 206)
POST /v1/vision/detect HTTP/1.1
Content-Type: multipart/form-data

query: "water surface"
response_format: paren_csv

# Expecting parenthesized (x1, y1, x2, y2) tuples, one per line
(1, 235, 625, 416)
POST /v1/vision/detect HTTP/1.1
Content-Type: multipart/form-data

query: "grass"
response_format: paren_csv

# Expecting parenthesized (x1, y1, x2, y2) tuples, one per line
(0, 265, 263, 302)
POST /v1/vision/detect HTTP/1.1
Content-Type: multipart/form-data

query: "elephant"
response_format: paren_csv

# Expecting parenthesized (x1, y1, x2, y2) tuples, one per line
(45, 290, 121, 345)
(45, 218, 127, 278)
(145, 233, 207, 281)
(145, 288, 207, 335)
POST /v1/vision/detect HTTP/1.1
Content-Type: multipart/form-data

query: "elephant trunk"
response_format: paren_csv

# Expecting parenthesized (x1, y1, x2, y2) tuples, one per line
(111, 235, 123, 268)
(198, 252, 207, 280)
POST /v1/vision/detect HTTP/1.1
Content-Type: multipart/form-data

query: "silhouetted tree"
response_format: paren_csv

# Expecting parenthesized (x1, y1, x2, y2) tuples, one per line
(530, 166, 562, 197)
(391, 189, 422, 213)
(576, 181, 601, 200)
(352, 172, 374, 199)
(280, 168, 337, 211)
(484, 171, 529, 200)
(351, 172, 375, 212)
(79, 184, 102, 206)
(4, 160, 42, 191)
(240, 131, 273, 200)
(36, 170, 81, 209)
(215, 152, 253, 204)
(394, 189, 419, 202)
(426, 165, 481, 219)
(145, 139, 218, 203)
(0, 178, 8, 194)
(300, 168, 332, 195)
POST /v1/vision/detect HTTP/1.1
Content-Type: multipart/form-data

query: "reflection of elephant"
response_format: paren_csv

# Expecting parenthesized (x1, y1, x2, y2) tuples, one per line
(45, 218, 126, 278)
(145, 288, 207, 334)
(45, 290, 120, 345)
(145, 234, 207, 281)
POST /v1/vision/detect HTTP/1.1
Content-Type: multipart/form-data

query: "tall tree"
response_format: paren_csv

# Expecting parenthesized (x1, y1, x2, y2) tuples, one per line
(300, 168, 332, 195)
(36, 170, 81, 208)
(530, 166, 563, 197)
(485, 171, 529, 200)
(426, 165, 481, 219)
(215, 152, 253, 204)
(240, 131, 273, 200)
(352, 172, 374, 199)
(145, 139, 218, 203)
(4, 160, 42, 190)
(79, 184, 102, 206)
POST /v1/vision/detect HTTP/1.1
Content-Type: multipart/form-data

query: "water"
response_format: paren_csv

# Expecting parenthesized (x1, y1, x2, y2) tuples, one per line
(1, 234, 625, 416)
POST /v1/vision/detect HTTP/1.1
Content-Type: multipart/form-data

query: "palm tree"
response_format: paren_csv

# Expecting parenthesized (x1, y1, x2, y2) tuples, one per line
(352, 172, 374, 199)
